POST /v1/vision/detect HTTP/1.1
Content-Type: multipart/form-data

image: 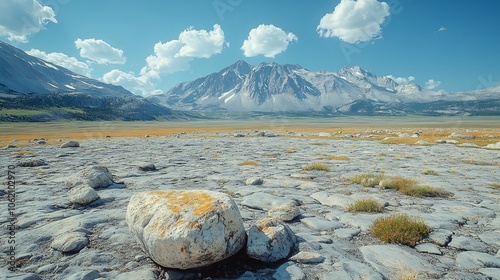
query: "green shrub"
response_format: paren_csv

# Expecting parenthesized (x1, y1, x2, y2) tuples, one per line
(370, 214, 430, 247)
(303, 163, 330, 171)
(346, 198, 384, 213)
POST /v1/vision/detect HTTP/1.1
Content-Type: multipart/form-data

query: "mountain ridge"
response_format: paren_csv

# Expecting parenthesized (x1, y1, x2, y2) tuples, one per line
(150, 60, 500, 115)
(0, 40, 178, 121)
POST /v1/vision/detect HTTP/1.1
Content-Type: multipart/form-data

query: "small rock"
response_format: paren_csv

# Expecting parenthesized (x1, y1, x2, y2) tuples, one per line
(318, 132, 332, 137)
(6, 144, 16, 148)
(245, 177, 264, 186)
(234, 133, 245, 137)
(429, 229, 453, 246)
(144, 135, 150, 138)
(289, 251, 324, 264)
(415, 243, 442, 255)
(268, 203, 300, 221)
(66, 166, 114, 189)
(4, 273, 41, 280)
(456, 251, 500, 269)
(485, 142, 500, 150)
(334, 228, 361, 240)
(37, 140, 46, 144)
(257, 131, 266, 137)
(18, 159, 46, 167)
(343, 134, 354, 138)
(66, 270, 100, 280)
(478, 268, 500, 280)
(51, 232, 88, 253)
(126, 190, 246, 269)
(115, 268, 158, 280)
(415, 140, 431, 145)
(411, 133, 420, 138)
(68, 186, 99, 205)
(446, 139, 459, 144)
(247, 218, 296, 262)
(273, 262, 305, 280)
(435, 140, 447, 144)
(60, 141, 80, 148)
(448, 236, 488, 252)
(138, 163, 156, 171)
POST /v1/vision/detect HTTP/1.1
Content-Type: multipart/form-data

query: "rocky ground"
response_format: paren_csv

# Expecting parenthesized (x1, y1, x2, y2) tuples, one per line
(1, 129, 499, 280)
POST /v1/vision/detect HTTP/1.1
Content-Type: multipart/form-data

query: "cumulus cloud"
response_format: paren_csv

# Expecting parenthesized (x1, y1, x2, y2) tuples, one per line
(317, 0, 390, 44)
(425, 79, 441, 90)
(140, 24, 225, 79)
(26, 49, 92, 77)
(386, 75, 415, 85)
(437, 26, 447, 32)
(102, 69, 158, 96)
(0, 0, 57, 43)
(75, 38, 126, 65)
(241, 24, 298, 58)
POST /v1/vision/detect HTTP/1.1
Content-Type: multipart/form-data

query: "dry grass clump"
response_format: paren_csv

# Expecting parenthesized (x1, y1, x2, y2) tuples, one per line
(239, 160, 258, 166)
(421, 169, 439, 175)
(370, 214, 430, 247)
(351, 174, 451, 198)
(400, 185, 450, 198)
(489, 183, 500, 190)
(462, 159, 496, 166)
(327, 155, 350, 161)
(302, 163, 330, 171)
(263, 153, 279, 157)
(380, 176, 450, 198)
(16, 151, 34, 156)
(285, 148, 298, 153)
(310, 142, 328, 146)
(346, 198, 384, 213)
(350, 173, 385, 187)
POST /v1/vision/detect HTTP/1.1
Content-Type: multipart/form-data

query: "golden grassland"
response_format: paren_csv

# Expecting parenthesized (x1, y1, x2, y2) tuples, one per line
(1, 117, 500, 147)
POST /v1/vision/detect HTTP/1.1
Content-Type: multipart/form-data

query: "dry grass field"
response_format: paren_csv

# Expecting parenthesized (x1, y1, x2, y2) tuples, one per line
(1, 116, 500, 147)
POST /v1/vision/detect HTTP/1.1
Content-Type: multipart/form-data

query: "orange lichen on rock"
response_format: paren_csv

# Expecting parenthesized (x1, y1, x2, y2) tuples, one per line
(256, 218, 279, 235)
(149, 190, 219, 217)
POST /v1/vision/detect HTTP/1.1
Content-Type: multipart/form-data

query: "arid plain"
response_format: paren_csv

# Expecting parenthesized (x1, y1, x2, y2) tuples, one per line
(1, 117, 499, 280)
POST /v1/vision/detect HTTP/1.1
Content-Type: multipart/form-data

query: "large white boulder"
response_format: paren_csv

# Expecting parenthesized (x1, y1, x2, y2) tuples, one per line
(66, 166, 113, 189)
(247, 218, 296, 262)
(126, 190, 247, 269)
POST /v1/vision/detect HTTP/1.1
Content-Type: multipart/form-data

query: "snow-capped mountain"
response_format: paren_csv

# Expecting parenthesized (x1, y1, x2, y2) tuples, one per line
(151, 60, 500, 115)
(0, 40, 176, 121)
(0, 41, 131, 96)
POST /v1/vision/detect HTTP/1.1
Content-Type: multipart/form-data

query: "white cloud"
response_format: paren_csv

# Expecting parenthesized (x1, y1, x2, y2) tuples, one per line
(26, 49, 92, 77)
(102, 69, 158, 96)
(75, 38, 126, 65)
(425, 79, 441, 90)
(0, 0, 57, 43)
(140, 24, 225, 79)
(317, 0, 390, 44)
(241, 24, 298, 58)
(386, 75, 415, 85)
(437, 26, 447, 32)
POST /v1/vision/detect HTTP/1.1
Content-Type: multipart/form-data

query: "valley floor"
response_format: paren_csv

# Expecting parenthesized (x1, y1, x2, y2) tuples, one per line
(1, 120, 499, 279)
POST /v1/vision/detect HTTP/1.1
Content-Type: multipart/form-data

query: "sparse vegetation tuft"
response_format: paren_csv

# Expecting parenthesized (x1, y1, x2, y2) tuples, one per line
(489, 183, 500, 190)
(346, 198, 384, 213)
(462, 159, 496, 166)
(350, 173, 384, 187)
(351, 174, 451, 198)
(327, 155, 350, 161)
(285, 148, 298, 153)
(16, 151, 35, 156)
(303, 163, 330, 171)
(370, 214, 430, 247)
(239, 160, 258, 166)
(422, 169, 439, 175)
(310, 142, 328, 146)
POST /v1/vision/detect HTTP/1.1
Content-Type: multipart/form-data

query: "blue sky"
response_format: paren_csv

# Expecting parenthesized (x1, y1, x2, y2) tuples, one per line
(1, 0, 499, 95)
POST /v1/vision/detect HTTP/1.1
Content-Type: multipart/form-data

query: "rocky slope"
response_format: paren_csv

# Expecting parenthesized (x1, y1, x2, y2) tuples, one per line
(1, 130, 499, 279)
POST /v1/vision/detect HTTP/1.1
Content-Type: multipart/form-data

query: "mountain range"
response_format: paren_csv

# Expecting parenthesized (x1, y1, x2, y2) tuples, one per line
(0, 41, 176, 121)
(0, 40, 499, 121)
(150, 60, 500, 116)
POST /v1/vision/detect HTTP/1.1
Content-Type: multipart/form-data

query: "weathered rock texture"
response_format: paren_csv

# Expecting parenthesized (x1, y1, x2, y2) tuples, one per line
(126, 190, 247, 269)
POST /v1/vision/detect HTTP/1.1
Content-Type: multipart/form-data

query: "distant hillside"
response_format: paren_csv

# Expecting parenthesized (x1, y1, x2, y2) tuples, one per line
(0, 41, 178, 121)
